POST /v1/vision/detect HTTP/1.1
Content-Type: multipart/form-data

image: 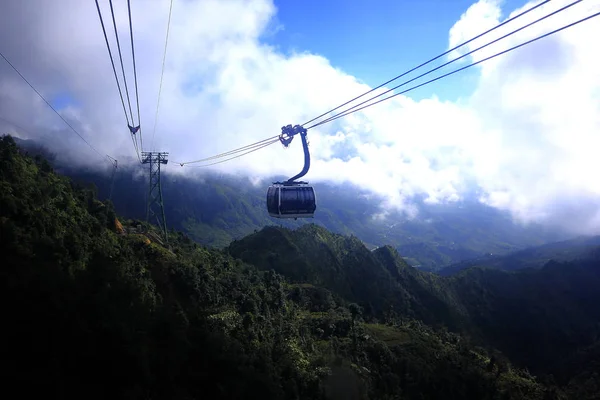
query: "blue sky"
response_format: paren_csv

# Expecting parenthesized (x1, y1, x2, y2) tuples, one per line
(49, 0, 527, 113)
(51, 92, 78, 110)
(264, 0, 524, 102)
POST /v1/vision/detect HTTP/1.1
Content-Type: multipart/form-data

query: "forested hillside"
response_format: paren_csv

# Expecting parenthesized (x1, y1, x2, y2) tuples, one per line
(229, 224, 600, 390)
(13, 137, 568, 270)
(5, 135, 599, 399)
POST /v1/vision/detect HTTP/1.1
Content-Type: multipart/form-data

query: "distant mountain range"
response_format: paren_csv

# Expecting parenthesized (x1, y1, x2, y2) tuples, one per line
(12, 136, 573, 270)
(437, 235, 600, 275)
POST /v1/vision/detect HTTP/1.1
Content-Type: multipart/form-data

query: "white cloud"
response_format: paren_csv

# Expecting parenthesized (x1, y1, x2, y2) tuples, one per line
(448, 0, 504, 61)
(463, 0, 600, 234)
(1, 0, 599, 235)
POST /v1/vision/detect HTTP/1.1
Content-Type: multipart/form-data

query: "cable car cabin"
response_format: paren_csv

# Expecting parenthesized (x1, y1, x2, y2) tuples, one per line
(266, 183, 316, 219)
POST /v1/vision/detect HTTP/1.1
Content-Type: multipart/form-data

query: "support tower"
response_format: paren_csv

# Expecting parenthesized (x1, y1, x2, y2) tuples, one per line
(141, 151, 169, 243)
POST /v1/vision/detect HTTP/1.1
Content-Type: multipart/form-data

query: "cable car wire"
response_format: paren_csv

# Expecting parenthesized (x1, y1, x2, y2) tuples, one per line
(184, 139, 279, 168)
(308, 9, 600, 129)
(0, 50, 112, 165)
(301, 0, 553, 128)
(95, 0, 130, 128)
(177, 138, 278, 166)
(95, 0, 140, 162)
(177, 134, 279, 165)
(151, 0, 174, 152)
(109, 0, 135, 126)
(128, 0, 143, 152)
(307, 0, 583, 130)
(108, 0, 141, 160)
(178, 137, 279, 166)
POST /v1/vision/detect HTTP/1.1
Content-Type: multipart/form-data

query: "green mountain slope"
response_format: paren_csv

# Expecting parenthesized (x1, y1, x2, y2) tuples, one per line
(228, 223, 600, 390)
(228, 225, 468, 332)
(4, 134, 576, 398)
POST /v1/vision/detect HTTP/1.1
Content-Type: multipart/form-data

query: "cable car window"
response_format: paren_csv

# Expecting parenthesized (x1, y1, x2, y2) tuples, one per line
(307, 188, 315, 203)
(266, 186, 277, 214)
(299, 187, 308, 207)
(304, 187, 315, 211)
(281, 188, 299, 211)
(293, 188, 302, 209)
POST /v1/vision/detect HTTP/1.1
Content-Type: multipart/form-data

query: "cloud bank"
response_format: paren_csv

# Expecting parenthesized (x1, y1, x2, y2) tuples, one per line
(0, 0, 599, 235)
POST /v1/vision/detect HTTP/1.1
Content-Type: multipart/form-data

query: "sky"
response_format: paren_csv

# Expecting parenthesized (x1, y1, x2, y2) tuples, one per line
(0, 0, 599, 235)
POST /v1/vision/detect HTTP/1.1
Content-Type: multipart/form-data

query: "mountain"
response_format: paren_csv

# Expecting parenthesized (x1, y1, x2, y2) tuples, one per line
(450, 259, 600, 375)
(227, 225, 468, 332)
(228, 223, 600, 388)
(4, 133, 584, 399)
(11, 136, 570, 270)
(438, 235, 600, 276)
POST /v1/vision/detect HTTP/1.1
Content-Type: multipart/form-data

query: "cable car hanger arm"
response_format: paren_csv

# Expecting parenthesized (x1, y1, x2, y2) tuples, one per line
(278, 124, 310, 183)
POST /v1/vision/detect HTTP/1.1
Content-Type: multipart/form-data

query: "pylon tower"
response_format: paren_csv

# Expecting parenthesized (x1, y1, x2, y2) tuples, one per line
(141, 151, 169, 243)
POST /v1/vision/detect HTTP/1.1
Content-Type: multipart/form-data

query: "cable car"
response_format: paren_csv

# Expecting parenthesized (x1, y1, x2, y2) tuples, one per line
(267, 181, 316, 219)
(266, 124, 317, 219)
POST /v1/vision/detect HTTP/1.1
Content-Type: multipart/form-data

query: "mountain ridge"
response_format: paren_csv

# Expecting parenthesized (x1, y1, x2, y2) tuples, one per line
(11, 136, 572, 270)
(227, 222, 600, 380)
(438, 234, 600, 275)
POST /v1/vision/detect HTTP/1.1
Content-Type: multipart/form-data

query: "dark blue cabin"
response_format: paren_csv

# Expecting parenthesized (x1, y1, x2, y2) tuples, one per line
(266, 183, 316, 219)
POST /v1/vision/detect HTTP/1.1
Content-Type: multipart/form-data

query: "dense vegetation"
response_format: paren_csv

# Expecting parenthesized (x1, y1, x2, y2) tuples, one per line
(229, 224, 600, 379)
(13, 137, 566, 270)
(2, 135, 599, 399)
